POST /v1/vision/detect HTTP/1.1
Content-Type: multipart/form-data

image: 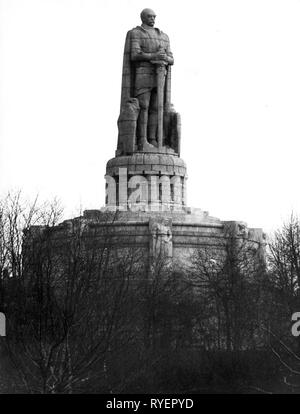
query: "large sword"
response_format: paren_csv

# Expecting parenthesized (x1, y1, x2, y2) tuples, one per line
(156, 63, 167, 149)
(151, 51, 167, 150)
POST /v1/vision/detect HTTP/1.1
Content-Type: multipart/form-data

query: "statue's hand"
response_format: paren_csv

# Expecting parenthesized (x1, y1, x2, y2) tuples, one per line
(153, 51, 167, 61)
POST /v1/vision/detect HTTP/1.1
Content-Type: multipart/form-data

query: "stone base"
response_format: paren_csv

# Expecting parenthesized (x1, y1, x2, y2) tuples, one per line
(107, 153, 186, 177)
(105, 153, 188, 212)
(47, 208, 266, 268)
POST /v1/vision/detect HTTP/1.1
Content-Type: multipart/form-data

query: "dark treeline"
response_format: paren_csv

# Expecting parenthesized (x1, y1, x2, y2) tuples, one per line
(0, 192, 300, 393)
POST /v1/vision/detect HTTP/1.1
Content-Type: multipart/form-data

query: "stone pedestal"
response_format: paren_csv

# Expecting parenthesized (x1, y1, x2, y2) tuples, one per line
(40, 208, 265, 268)
(105, 153, 187, 212)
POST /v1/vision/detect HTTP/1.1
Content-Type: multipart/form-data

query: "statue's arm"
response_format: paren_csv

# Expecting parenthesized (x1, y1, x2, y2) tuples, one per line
(131, 49, 155, 61)
(129, 30, 174, 65)
(165, 36, 174, 65)
(130, 30, 166, 62)
(166, 51, 174, 65)
(130, 32, 154, 61)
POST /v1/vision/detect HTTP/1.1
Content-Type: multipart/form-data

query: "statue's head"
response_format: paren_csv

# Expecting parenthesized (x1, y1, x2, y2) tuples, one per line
(140, 8, 156, 27)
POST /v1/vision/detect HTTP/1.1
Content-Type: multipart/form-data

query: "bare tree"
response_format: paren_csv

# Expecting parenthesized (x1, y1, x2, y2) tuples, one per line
(268, 214, 300, 318)
(260, 215, 300, 392)
(188, 227, 265, 352)
(3, 201, 151, 393)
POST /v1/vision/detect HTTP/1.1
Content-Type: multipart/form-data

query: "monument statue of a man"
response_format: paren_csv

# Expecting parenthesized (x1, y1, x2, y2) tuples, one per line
(117, 8, 181, 155)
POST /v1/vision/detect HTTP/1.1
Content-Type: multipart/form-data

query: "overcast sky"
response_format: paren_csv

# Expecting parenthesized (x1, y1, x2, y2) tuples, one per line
(1, 0, 300, 232)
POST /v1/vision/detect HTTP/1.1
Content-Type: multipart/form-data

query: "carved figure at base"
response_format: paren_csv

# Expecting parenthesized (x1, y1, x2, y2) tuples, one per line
(149, 218, 173, 258)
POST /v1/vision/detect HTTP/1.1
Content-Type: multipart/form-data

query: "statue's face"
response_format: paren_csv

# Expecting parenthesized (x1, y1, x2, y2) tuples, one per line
(141, 9, 156, 27)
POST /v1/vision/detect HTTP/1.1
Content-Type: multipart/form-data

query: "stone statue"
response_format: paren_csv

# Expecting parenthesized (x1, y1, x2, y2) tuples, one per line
(149, 218, 173, 258)
(117, 8, 181, 156)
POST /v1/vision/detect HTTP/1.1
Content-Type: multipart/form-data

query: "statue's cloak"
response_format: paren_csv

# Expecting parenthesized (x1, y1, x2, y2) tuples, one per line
(120, 26, 172, 111)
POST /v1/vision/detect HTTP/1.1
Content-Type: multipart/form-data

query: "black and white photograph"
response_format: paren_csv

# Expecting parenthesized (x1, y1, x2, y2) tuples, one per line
(1, 0, 300, 400)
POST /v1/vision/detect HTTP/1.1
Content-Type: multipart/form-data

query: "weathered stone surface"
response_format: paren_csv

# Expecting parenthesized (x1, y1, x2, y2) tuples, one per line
(33, 209, 265, 267)
(149, 217, 172, 258)
(24, 10, 266, 270)
(116, 98, 140, 156)
(117, 8, 181, 155)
